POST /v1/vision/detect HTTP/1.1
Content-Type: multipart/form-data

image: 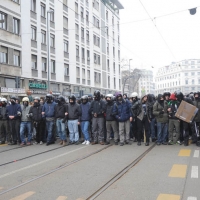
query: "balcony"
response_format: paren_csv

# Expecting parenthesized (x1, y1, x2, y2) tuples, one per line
(50, 47, 55, 54)
(41, 16, 46, 24)
(64, 75, 70, 82)
(41, 43, 47, 51)
(64, 52, 69, 59)
(50, 21, 55, 28)
(31, 69, 38, 77)
(63, 4, 68, 12)
(51, 73, 56, 80)
(63, 28, 68, 35)
(42, 71, 47, 79)
(76, 56, 80, 62)
(0, 64, 21, 76)
(31, 40, 37, 48)
(30, 11, 37, 20)
(76, 34, 79, 40)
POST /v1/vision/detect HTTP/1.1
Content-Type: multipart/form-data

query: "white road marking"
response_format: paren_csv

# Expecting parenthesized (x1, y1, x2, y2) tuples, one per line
(193, 150, 199, 158)
(0, 146, 87, 179)
(191, 166, 198, 179)
(187, 197, 197, 200)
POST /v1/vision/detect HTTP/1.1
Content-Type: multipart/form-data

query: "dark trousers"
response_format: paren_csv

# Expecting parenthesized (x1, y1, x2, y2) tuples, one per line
(9, 120, 20, 143)
(34, 121, 45, 143)
(183, 121, 197, 142)
(136, 116, 150, 142)
(0, 120, 8, 142)
(130, 121, 137, 139)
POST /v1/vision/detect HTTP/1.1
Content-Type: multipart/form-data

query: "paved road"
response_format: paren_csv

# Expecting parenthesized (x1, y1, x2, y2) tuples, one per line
(0, 141, 199, 200)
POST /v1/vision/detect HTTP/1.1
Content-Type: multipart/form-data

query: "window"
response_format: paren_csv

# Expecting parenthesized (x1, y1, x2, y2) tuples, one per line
(31, 55, 37, 69)
(50, 9, 54, 22)
(97, 55, 100, 65)
(192, 79, 195, 84)
(41, 3, 45, 17)
(93, 0, 99, 11)
(76, 67, 80, 77)
(107, 43, 109, 54)
(191, 72, 195, 76)
(42, 57, 46, 71)
(185, 73, 188, 76)
(64, 64, 69, 76)
(86, 30, 89, 41)
(191, 61, 195, 65)
(63, 16, 68, 29)
(41, 30, 46, 44)
(76, 45, 79, 57)
(82, 48, 85, 59)
(75, 23, 79, 35)
(118, 50, 120, 60)
(31, 0, 36, 12)
(87, 70, 90, 79)
(94, 72, 101, 83)
(94, 53, 100, 64)
(0, 12, 7, 29)
(119, 64, 120, 74)
(113, 62, 115, 73)
(50, 34, 55, 47)
(108, 76, 110, 87)
(86, 11, 89, 22)
(63, 0, 68, 6)
(14, 50, 20, 66)
(112, 16, 114, 25)
(107, 59, 110, 71)
(82, 68, 85, 78)
(198, 79, 200, 84)
(93, 35, 100, 47)
(81, 27, 84, 38)
(51, 60, 55, 73)
(113, 47, 115, 57)
(106, 10, 108, 21)
(31, 26, 36, 40)
(81, 7, 84, 18)
(106, 27, 109, 36)
(13, 0, 19, 3)
(64, 40, 68, 53)
(93, 16, 100, 28)
(75, 2, 78, 13)
(0, 46, 8, 63)
(13, 18, 19, 34)
(87, 50, 90, 60)
(185, 80, 188, 85)
(114, 77, 116, 88)
(117, 21, 119, 31)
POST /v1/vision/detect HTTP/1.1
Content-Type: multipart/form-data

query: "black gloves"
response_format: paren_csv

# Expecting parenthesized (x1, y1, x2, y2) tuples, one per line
(159, 111, 164, 115)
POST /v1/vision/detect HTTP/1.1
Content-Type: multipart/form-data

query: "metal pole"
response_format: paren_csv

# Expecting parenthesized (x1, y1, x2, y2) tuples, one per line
(129, 59, 132, 96)
(47, 12, 50, 93)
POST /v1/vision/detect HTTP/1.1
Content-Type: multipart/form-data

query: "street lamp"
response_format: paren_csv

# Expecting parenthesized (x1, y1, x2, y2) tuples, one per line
(129, 59, 132, 96)
(47, 10, 54, 93)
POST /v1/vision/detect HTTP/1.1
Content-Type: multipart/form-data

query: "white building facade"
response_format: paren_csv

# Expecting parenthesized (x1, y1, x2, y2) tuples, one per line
(155, 59, 200, 96)
(0, 0, 123, 98)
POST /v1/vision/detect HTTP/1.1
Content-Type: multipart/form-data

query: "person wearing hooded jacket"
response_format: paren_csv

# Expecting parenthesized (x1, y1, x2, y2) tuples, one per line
(6, 96, 21, 145)
(90, 90, 106, 145)
(113, 93, 132, 146)
(0, 98, 9, 144)
(167, 93, 181, 145)
(55, 95, 68, 146)
(19, 97, 32, 146)
(146, 94, 156, 142)
(193, 92, 200, 142)
(153, 94, 168, 145)
(29, 97, 45, 145)
(132, 94, 150, 146)
(67, 95, 82, 145)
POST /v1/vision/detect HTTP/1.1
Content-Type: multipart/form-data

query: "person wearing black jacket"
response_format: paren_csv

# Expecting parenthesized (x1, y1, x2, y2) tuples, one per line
(55, 95, 68, 146)
(0, 98, 8, 144)
(105, 94, 118, 145)
(146, 94, 156, 142)
(29, 97, 45, 145)
(90, 90, 106, 145)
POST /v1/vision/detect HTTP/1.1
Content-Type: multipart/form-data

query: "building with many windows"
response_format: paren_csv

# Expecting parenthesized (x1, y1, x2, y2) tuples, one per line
(0, 0, 123, 98)
(155, 59, 200, 96)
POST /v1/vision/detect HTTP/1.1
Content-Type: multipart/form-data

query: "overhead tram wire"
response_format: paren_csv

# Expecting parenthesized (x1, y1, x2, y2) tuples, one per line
(138, 0, 176, 61)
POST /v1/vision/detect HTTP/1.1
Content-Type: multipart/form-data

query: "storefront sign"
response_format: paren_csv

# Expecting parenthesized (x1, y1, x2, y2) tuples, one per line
(1, 87, 26, 94)
(29, 82, 47, 90)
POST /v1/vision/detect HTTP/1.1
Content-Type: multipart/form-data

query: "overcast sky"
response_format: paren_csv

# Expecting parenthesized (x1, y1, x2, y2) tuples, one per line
(120, 0, 200, 71)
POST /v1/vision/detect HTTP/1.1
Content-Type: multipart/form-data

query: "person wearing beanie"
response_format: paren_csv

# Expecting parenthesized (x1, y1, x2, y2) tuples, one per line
(193, 92, 200, 143)
(167, 93, 181, 145)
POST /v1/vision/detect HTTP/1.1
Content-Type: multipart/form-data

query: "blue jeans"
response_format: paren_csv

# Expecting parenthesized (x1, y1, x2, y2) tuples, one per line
(81, 121, 90, 141)
(20, 121, 32, 143)
(68, 119, 79, 142)
(150, 118, 156, 139)
(56, 119, 66, 141)
(157, 122, 168, 143)
(46, 121, 54, 143)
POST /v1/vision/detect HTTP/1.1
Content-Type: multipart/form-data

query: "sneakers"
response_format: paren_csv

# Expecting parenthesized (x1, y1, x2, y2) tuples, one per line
(168, 140, 173, 145)
(99, 141, 104, 145)
(82, 140, 87, 145)
(119, 142, 124, 146)
(68, 141, 74, 145)
(86, 141, 90, 145)
(105, 142, 110, 145)
(91, 141, 98, 145)
(176, 140, 182, 145)
(75, 141, 79, 145)
(40, 141, 43, 145)
(20, 143, 25, 146)
(137, 142, 141, 146)
(34, 142, 38, 145)
(157, 142, 161, 145)
(27, 142, 31, 145)
(145, 142, 149, 146)
(162, 142, 167, 145)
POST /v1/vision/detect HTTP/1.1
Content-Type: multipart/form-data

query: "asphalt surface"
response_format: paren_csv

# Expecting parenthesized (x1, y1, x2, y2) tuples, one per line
(0, 141, 199, 200)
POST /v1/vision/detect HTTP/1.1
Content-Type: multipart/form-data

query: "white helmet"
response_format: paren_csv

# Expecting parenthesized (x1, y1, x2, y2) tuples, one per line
(1, 98, 7, 103)
(130, 92, 138, 98)
(22, 97, 29, 102)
